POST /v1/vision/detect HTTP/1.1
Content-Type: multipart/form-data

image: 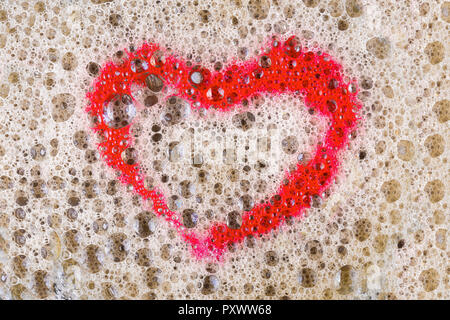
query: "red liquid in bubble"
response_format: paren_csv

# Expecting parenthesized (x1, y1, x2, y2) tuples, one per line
(86, 36, 362, 260)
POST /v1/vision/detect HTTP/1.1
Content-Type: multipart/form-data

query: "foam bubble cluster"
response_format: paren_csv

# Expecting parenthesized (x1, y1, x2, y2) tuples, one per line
(0, 0, 447, 300)
(86, 37, 361, 259)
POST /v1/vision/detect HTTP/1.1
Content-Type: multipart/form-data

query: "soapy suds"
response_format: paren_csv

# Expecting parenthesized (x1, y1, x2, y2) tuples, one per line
(0, 0, 448, 300)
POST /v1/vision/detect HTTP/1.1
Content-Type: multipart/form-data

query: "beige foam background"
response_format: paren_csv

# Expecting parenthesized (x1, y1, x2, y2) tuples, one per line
(0, 0, 448, 299)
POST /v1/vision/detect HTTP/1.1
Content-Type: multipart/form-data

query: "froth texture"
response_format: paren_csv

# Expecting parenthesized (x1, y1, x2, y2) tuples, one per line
(0, 0, 448, 300)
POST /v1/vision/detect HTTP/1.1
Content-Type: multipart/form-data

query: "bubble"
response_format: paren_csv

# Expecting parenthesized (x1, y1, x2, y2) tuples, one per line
(248, 0, 270, 20)
(144, 94, 158, 107)
(424, 41, 445, 65)
(152, 133, 162, 142)
(0, 10, 6, 22)
(87, 62, 100, 77)
(353, 219, 372, 241)
(30, 179, 47, 198)
(31, 144, 46, 161)
(106, 180, 118, 196)
(373, 234, 388, 253)
(375, 140, 386, 154)
(232, 112, 255, 131)
(64, 229, 81, 253)
(254, 159, 268, 172)
(435, 229, 447, 251)
(135, 248, 152, 267)
(239, 194, 254, 211)
(150, 50, 165, 68)
(389, 209, 401, 225)
(382, 85, 394, 99)
(190, 71, 203, 85)
(51, 93, 76, 122)
(358, 150, 367, 160)
(227, 211, 242, 229)
(283, 36, 302, 58)
(202, 275, 219, 294)
(113, 50, 126, 66)
(206, 86, 225, 101)
(243, 283, 254, 294)
(337, 19, 349, 31)
(0, 34, 6, 50)
(62, 52, 77, 71)
(339, 228, 352, 244)
(433, 210, 445, 225)
(264, 250, 279, 266)
(299, 268, 316, 288)
(328, 0, 344, 17)
(130, 59, 149, 73)
(345, 0, 364, 17)
(442, 2, 450, 23)
(8, 72, 19, 84)
(121, 147, 138, 165)
(13, 255, 28, 278)
(335, 265, 356, 294)
(144, 267, 162, 289)
(432, 100, 449, 123)
(424, 179, 444, 203)
(419, 269, 440, 292)
(14, 207, 26, 220)
(10, 284, 29, 300)
(261, 268, 271, 279)
(107, 233, 129, 262)
(93, 218, 109, 234)
(15, 190, 29, 206)
(65, 208, 78, 221)
(179, 180, 195, 198)
(44, 73, 56, 90)
(33, 270, 50, 299)
(259, 55, 272, 68)
(366, 37, 391, 59)
(160, 243, 172, 261)
(283, 4, 296, 18)
(0, 175, 13, 190)
(114, 213, 127, 228)
(199, 10, 211, 23)
(264, 285, 276, 297)
(82, 179, 99, 198)
(145, 74, 164, 92)
(381, 179, 401, 203)
(197, 170, 209, 183)
(162, 96, 189, 126)
(167, 195, 183, 211)
(109, 13, 122, 27)
(360, 76, 373, 90)
(182, 209, 198, 228)
(424, 134, 444, 158)
(135, 211, 156, 237)
(281, 136, 299, 154)
(397, 140, 414, 161)
(85, 245, 103, 273)
(103, 94, 136, 129)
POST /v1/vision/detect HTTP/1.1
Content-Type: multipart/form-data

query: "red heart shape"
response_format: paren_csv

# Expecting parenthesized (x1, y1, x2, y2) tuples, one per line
(86, 36, 362, 260)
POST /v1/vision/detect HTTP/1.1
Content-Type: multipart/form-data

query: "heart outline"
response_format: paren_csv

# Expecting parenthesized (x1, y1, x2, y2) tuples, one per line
(86, 36, 362, 260)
